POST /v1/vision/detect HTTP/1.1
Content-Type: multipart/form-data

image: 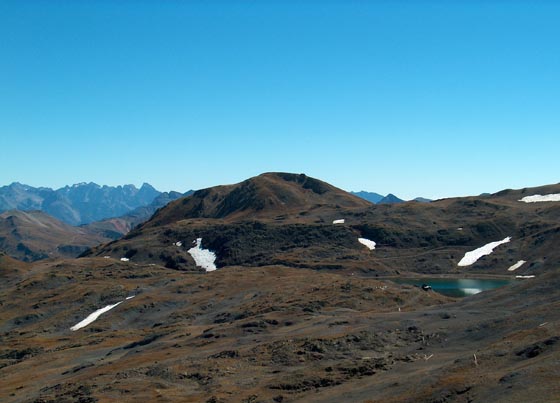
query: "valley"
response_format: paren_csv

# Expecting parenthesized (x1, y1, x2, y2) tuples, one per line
(4, 2, 558, 401)
(1, 173, 559, 402)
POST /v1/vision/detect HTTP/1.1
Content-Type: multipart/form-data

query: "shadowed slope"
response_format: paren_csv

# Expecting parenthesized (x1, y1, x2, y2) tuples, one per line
(83, 173, 377, 272)
(84, 176, 560, 277)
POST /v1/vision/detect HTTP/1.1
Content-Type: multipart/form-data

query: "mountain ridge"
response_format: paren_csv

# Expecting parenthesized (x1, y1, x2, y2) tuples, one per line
(84, 173, 560, 277)
(350, 191, 430, 204)
(2, 174, 560, 402)
(0, 181, 424, 227)
(0, 182, 183, 226)
(0, 210, 110, 261)
(377, 193, 405, 204)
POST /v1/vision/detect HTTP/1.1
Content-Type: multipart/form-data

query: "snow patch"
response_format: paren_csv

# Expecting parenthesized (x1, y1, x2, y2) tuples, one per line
(458, 237, 511, 266)
(519, 194, 560, 203)
(175, 241, 183, 247)
(507, 260, 526, 272)
(70, 295, 134, 331)
(188, 238, 217, 272)
(333, 219, 345, 224)
(516, 275, 535, 279)
(120, 257, 129, 262)
(358, 238, 376, 250)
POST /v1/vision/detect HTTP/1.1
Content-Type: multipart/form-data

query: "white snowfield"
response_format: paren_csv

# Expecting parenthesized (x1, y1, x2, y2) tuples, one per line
(332, 219, 345, 224)
(70, 295, 135, 331)
(358, 238, 376, 250)
(516, 275, 535, 279)
(458, 237, 511, 266)
(507, 260, 526, 272)
(120, 257, 129, 262)
(188, 238, 217, 272)
(519, 194, 560, 203)
(175, 241, 182, 247)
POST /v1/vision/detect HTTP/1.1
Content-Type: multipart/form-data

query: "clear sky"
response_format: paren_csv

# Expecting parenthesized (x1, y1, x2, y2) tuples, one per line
(1, 0, 559, 200)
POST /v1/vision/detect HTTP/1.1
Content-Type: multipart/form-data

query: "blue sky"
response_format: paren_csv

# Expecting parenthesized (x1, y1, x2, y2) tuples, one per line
(1, 1, 559, 199)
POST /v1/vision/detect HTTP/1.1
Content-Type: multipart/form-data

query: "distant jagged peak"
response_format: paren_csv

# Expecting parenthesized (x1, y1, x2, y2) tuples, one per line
(0, 181, 169, 225)
(59, 182, 101, 192)
(57, 182, 161, 193)
(8, 181, 25, 187)
(140, 182, 157, 190)
(71, 182, 98, 188)
(6, 182, 35, 191)
(351, 190, 430, 204)
(378, 193, 405, 205)
(137, 182, 159, 195)
(351, 191, 384, 204)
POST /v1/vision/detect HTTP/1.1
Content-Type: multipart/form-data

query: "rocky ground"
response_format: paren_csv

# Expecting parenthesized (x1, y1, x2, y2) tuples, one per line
(2, 174, 560, 402)
(1, 257, 558, 402)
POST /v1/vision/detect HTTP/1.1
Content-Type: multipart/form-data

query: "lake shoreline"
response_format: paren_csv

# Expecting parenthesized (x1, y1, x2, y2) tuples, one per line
(376, 273, 518, 280)
(385, 277, 514, 298)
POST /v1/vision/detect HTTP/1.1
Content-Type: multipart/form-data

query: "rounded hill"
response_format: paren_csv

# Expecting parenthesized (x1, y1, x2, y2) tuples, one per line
(144, 172, 372, 227)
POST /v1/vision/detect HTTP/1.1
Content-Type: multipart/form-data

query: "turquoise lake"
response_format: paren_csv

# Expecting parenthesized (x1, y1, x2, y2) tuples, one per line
(392, 278, 513, 298)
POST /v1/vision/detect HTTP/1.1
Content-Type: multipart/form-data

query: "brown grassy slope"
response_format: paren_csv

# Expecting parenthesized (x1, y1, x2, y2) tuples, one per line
(0, 252, 30, 287)
(0, 210, 110, 261)
(144, 172, 372, 227)
(85, 181, 560, 276)
(0, 258, 447, 402)
(0, 257, 558, 402)
(347, 183, 560, 275)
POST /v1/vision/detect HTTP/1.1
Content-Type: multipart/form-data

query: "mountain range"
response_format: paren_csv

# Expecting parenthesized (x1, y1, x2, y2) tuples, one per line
(0, 185, 192, 261)
(0, 182, 420, 230)
(350, 191, 429, 204)
(84, 172, 560, 278)
(1, 172, 559, 402)
(349, 191, 385, 203)
(0, 182, 171, 226)
(84, 189, 193, 239)
(0, 176, 414, 263)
